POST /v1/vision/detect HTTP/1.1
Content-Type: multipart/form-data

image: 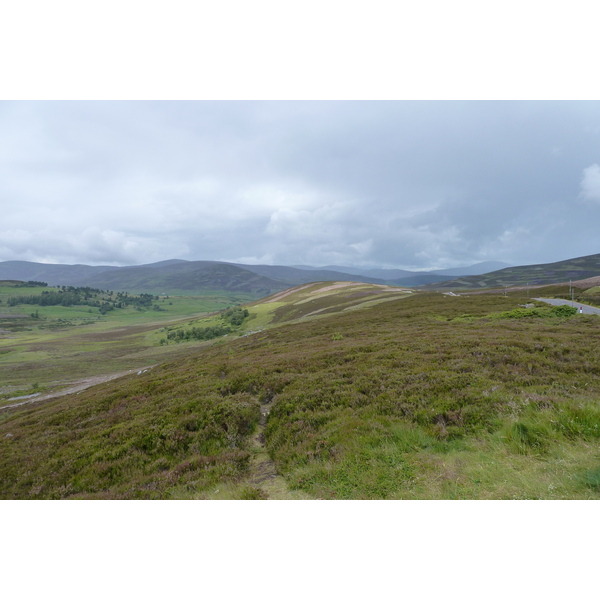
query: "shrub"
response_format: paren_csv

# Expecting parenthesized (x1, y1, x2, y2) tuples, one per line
(551, 305, 577, 317)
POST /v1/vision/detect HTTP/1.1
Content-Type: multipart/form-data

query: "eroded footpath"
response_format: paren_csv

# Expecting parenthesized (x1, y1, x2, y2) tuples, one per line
(245, 403, 312, 500)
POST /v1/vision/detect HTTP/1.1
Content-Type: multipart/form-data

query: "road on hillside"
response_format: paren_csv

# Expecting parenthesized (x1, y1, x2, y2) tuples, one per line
(534, 298, 600, 316)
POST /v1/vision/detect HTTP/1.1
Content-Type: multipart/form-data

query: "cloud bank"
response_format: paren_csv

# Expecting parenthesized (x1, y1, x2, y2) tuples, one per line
(1, 101, 600, 269)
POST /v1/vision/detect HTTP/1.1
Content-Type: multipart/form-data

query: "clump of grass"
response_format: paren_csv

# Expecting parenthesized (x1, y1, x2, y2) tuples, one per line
(579, 467, 600, 490)
(238, 486, 269, 500)
(499, 420, 551, 455)
(552, 402, 600, 440)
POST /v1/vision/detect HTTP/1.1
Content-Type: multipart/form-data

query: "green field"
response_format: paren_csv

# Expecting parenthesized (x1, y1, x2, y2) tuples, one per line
(2, 281, 600, 499)
(0, 282, 260, 392)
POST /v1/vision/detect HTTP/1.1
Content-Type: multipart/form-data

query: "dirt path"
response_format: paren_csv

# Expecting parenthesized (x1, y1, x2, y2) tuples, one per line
(1, 366, 308, 498)
(245, 403, 311, 500)
(0, 367, 154, 411)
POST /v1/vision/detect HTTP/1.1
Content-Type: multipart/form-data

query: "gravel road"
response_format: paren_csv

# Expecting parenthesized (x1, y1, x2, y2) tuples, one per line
(0, 367, 154, 411)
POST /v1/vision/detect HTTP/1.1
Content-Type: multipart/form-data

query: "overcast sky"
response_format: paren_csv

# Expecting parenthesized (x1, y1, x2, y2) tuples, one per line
(1, 100, 599, 270)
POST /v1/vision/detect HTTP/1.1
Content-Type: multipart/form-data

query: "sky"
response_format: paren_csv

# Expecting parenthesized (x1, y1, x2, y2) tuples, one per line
(1, 100, 600, 271)
(2, 2, 599, 272)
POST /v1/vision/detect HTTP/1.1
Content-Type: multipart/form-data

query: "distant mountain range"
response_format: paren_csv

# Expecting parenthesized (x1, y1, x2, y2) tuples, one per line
(3, 254, 599, 294)
(0, 259, 511, 294)
(422, 253, 600, 289)
(292, 261, 509, 279)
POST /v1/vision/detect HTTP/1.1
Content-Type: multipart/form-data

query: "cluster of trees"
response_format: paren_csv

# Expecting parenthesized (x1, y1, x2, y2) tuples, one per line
(221, 307, 250, 326)
(161, 306, 251, 345)
(15, 281, 48, 288)
(164, 324, 233, 343)
(6, 286, 166, 314)
(7, 287, 105, 307)
(105, 292, 165, 313)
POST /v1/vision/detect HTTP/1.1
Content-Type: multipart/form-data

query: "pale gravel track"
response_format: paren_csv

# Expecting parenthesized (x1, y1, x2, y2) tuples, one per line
(0, 366, 154, 410)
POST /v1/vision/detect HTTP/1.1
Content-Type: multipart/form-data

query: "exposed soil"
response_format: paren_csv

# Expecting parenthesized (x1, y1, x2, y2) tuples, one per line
(0, 367, 154, 411)
(248, 405, 279, 484)
(245, 402, 310, 499)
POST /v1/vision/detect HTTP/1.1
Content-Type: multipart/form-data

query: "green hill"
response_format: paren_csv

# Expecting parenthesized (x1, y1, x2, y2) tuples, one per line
(0, 258, 512, 294)
(424, 253, 600, 289)
(0, 260, 390, 294)
(83, 262, 288, 295)
(0, 261, 119, 286)
(2, 282, 600, 500)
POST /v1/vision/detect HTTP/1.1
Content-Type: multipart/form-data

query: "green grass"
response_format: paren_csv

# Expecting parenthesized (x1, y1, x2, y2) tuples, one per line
(0, 284, 260, 390)
(2, 288, 600, 499)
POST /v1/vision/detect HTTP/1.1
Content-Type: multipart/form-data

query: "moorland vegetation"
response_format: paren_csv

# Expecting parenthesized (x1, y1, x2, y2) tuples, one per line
(1, 280, 600, 500)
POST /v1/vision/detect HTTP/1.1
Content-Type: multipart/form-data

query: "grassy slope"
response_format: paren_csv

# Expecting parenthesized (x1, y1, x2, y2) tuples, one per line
(1, 284, 600, 499)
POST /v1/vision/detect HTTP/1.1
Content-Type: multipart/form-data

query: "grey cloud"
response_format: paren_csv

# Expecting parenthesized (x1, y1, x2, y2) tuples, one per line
(1, 101, 600, 269)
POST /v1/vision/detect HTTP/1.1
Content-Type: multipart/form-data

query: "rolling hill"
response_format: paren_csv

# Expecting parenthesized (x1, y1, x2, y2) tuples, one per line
(230, 263, 392, 286)
(82, 262, 289, 295)
(294, 260, 510, 280)
(0, 260, 119, 286)
(423, 253, 600, 290)
(0, 260, 289, 294)
(0, 258, 512, 294)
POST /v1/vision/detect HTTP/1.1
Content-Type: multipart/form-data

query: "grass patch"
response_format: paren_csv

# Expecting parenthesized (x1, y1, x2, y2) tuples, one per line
(579, 466, 600, 490)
